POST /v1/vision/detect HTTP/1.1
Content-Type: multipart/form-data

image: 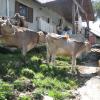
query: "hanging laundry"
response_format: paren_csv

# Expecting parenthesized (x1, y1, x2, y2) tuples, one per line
(78, 8, 82, 33)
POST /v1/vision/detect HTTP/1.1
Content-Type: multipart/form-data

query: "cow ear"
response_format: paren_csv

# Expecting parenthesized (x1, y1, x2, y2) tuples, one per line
(62, 34, 69, 40)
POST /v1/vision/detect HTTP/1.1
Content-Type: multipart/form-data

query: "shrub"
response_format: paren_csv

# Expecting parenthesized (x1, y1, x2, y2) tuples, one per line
(18, 95, 31, 100)
(48, 89, 70, 100)
(3, 69, 16, 82)
(0, 80, 15, 100)
(21, 68, 35, 79)
(14, 77, 35, 92)
(30, 56, 42, 72)
(31, 56, 41, 65)
(0, 63, 8, 76)
(32, 88, 44, 100)
(39, 64, 49, 72)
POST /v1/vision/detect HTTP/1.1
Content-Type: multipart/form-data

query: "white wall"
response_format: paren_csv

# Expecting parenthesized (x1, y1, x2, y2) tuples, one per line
(16, 0, 72, 31)
(9, 0, 15, 17)
(0, 0, 7, 16)
(0, 0, 72, 32)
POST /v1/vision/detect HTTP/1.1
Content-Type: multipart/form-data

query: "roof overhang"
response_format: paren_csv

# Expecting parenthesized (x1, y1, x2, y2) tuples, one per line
(90, 30, 100, 37)
(39, 0, 95, 22)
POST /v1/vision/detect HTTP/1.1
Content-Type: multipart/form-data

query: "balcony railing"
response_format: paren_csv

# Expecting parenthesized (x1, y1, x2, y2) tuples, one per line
(38, 18, 56, 33)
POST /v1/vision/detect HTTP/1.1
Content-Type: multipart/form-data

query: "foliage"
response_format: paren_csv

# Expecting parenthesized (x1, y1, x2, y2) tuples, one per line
(21, 68, 35, 79)
(39, 64, 49, 72)
(92, 1, 100, 18)
(0, 80, 15, 100)
(14, 77, 34, 92)
(0, 46, 80, 100)
(48, 89, 71, 100)
(3, 69, 17, 82)
(18, 95, 31, 100)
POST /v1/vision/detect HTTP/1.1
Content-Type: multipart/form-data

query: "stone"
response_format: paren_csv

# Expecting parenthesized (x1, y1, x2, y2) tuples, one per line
(42, 95, 53, 100)
(76, 76, 100, 100)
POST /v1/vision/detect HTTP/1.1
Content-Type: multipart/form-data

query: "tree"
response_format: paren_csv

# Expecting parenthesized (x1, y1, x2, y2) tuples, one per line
(92, 1, 100, 19)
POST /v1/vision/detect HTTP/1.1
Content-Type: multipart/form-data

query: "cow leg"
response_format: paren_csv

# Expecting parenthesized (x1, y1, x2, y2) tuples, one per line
(22, 47, 27, 56)
(71, 55, 76, 72)
(51, 54, 56, 66)
(21, 47, 27, 65)
(46, 47, 51, 64)
(72, 56, 80, 76)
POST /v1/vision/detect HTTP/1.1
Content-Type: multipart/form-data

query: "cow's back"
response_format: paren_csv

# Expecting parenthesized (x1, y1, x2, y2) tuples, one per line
(46, 34, 75, 56)
(14, 28, 38, 49)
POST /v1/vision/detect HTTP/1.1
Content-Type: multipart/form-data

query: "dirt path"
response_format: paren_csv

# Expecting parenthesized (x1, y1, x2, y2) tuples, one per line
(73, 61, 100, 100)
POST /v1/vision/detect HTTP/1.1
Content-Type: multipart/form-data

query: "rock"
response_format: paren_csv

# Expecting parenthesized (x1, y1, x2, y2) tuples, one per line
(19, 93, 26, 97)
(41, 95, 53, 100)
(76, 76, 100, 100)
(78, 65, 100, 77)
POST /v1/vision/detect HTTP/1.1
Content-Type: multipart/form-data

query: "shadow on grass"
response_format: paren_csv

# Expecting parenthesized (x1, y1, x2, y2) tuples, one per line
(0, 45, 79, 84)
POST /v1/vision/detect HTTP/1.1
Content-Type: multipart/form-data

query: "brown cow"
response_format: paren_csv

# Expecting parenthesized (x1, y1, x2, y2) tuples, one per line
(0, 19, 46, 56)
(46, 33, 90, 71)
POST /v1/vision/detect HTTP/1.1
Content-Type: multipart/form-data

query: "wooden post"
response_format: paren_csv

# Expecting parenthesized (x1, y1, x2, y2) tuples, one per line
(72, 0, 90, 38)
(72, 0, 76, 34)
(84, 13, 89, 40)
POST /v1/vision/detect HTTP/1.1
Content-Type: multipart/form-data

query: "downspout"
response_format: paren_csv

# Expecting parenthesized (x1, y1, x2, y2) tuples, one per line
(6, 0, 9, 17)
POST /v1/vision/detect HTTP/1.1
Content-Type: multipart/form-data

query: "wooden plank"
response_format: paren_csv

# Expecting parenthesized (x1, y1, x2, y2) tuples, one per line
(72, 2, 76, 34)
(72, 0, 86, 14)
(72, 0, 89, 38)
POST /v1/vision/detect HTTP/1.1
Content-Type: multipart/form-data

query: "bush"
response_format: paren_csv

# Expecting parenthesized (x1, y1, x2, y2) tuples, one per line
(30, 56, 42, 72)
(31, 56, 42, 65)
(0, 80, 15, 100)
(21, 68, 35, 79)
(14, 77, 35, 92)
(48, 89, 71, 100)
(3, 69, 17, 82)
(18, 95, 31, 100)
(39, 64, 49, 72)
(32, 88, 44, 100)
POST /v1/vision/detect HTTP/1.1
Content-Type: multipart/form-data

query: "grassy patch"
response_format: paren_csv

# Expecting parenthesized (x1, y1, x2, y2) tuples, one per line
(0, 46, 79, 99)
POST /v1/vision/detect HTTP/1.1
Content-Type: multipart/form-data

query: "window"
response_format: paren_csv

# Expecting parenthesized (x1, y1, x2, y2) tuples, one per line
(47, 18, 50, 23)
(15, 1, 33, 23)
(58, 18, 63, 26)
(19, 4, 28, 17)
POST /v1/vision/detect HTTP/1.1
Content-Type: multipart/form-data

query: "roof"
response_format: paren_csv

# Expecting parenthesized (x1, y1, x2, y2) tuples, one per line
(90, 30, 100, 37)
(36, 0, 55, 3)
(35, 0, 94, 22)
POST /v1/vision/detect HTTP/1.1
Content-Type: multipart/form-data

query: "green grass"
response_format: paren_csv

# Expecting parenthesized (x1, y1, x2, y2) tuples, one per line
(0, 46, 79, 100)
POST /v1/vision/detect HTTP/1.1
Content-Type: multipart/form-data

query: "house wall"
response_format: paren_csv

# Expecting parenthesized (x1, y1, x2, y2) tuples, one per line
(9, 0, 15, 17)
(0, 0, 15, 17)
(0, 0, 72, 32)
(0, 0, 7, 16)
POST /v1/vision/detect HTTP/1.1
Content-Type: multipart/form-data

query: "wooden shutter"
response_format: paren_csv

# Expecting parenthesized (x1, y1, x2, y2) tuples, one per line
(28, 7, 33, 23)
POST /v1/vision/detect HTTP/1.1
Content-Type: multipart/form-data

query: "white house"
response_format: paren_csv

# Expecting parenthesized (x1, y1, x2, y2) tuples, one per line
(0, 0, 72, 32)
(0, 0, 94, 33)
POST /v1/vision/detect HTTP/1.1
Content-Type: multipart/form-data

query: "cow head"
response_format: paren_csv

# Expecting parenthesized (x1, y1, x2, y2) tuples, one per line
(1, 19, 15, 36)
(37, 31, 48, 43)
